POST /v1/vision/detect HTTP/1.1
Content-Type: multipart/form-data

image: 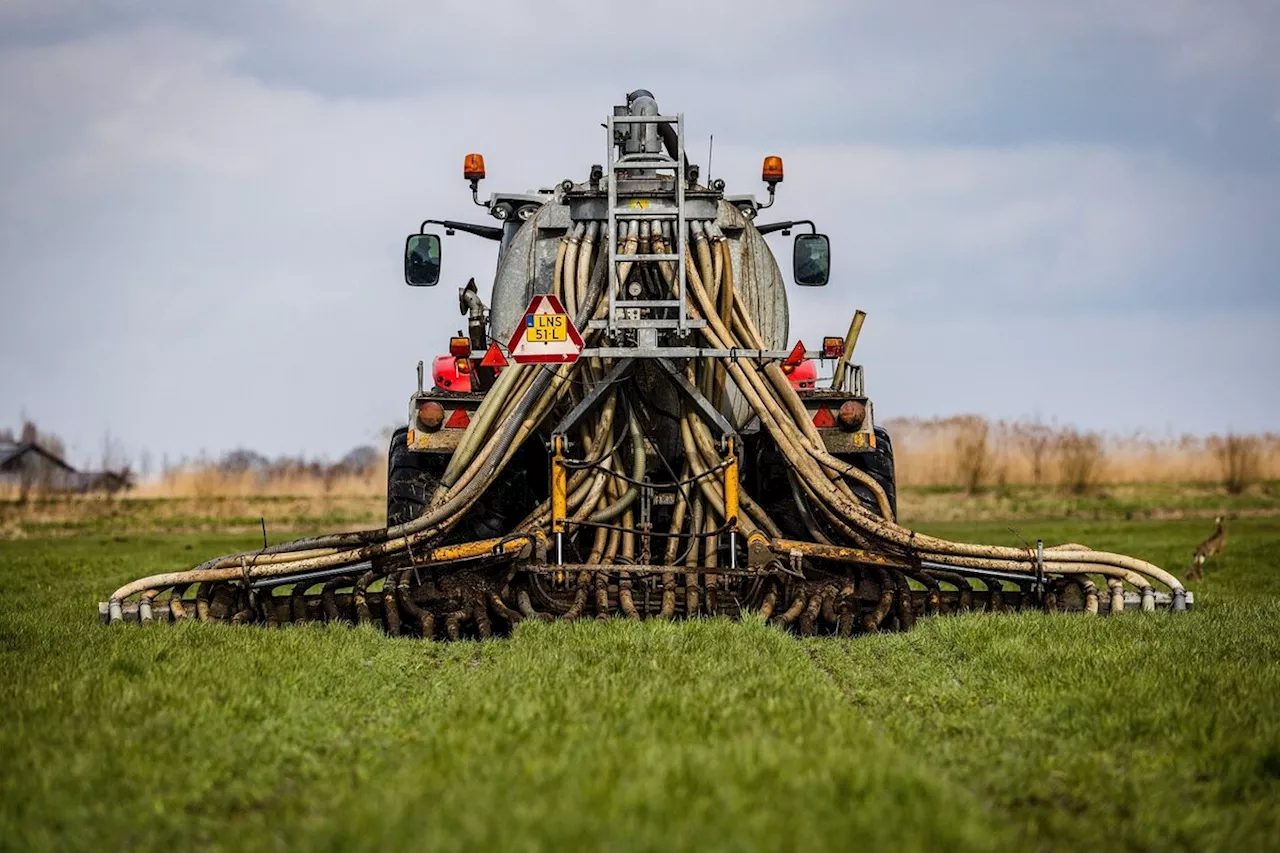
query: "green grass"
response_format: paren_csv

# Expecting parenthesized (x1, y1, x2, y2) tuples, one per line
(897, 480, 1280, 522)
(2, 519, 1279, 852)
(0, 495, 382, 538)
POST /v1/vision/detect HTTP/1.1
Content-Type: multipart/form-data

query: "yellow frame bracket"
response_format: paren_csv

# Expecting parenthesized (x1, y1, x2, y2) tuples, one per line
(550, 435, 568, 565)
(724, 436, 740, 569)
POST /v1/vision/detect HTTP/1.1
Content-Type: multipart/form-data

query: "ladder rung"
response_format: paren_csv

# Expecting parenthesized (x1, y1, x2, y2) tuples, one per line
(614, 159, 680, 170)
(606, 318, 707, 330)
(614, 115, 680, 124)
(615, 253, 680, 262)
(615, 300, 684, 308)
(613, 210, 678, 219)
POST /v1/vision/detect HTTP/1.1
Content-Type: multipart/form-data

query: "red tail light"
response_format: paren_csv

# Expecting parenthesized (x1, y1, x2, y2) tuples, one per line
(417, 401, 445, 431)
(837, 400, 866, 431)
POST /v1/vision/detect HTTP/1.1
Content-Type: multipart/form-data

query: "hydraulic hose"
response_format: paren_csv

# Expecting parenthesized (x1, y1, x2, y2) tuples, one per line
(107, 208, 1184, 627)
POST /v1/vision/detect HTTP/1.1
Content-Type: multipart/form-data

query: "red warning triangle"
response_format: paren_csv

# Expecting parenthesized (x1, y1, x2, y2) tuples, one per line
(812, 405, 836, 428)
(784, 340, 806, 367)
(445, 408, 471, 429)
(507, 294, 584, 364)
(480, 342, 508, 368)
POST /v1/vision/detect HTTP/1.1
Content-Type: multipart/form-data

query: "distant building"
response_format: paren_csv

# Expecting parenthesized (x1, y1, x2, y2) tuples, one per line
(0, 442, 131, 495)
(0, 441, 77, 493)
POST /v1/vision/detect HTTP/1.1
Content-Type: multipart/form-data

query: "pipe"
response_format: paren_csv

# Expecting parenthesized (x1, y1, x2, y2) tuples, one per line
(587, 405, 645, 524)
(383, 575, 402, 636)
(831, 310, 866, 391)
(921, 568, 972, 613)
(102, 202, 1189, 631)
(627, 89, 661, 155)
(517, 590, 549, 622)
(758, 585, 778, 621)
(562, 222, 584, 323)
(169, 585, 189, 621)
(322, 577, 347, 623)
(396, 572, 435, 637)
(353, 570, 377, 626)
(865, 567, 894, 632)
(773, 594, 805, 627)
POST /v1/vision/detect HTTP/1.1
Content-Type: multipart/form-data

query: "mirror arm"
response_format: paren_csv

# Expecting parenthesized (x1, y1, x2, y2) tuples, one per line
(420, 219, 503, 241)
(756, 219, 816, 236)
(757, 184, 777, 210)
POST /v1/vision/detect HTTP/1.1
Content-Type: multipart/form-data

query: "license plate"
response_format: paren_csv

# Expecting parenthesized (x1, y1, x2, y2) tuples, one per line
(526, 314, 567, 343)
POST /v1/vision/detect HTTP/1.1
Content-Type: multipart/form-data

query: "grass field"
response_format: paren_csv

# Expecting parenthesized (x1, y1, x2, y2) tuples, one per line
(3, 480, 1277, 540)
(2, 517, 1279, 852)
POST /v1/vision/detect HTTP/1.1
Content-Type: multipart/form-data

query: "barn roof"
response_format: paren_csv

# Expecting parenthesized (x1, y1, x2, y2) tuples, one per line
(0, 442, 18, 465)
(0, 442, 77, 472)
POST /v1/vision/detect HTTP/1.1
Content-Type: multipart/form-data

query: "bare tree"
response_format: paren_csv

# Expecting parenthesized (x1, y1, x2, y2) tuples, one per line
(101, 431, 130, 472)
(100, 431, 134, 497)
(951, 416, 991, 494)
(1012, 421, 1055, 485)
(1211, 434, 1260, 495)
(1058, 429, 1105, 495)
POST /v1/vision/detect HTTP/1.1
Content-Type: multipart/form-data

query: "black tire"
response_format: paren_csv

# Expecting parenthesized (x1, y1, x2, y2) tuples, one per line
(386, 426, 449, 527)
(386, 426, 540, 540)
(840, 425, 897, 520)
(750, 424, 898, 538)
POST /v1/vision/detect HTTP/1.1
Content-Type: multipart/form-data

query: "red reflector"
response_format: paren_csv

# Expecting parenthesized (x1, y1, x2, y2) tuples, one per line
(480, 343, 508, 368)
(812, 406, 836, 428)
(822, 336, 844, 359)
(784, 340, 806, 367)
(444, 408, 471, 429)
(449, 337, 470, 358)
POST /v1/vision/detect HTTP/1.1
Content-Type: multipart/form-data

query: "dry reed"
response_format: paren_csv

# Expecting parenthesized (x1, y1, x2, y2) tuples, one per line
(886, 417, 1280, 490)
(7, 420, 1277, 503)
(131, 462, 387, 500)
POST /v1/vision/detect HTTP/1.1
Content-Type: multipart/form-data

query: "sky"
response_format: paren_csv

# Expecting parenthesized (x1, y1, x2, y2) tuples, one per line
(1, 0, 1278, 469)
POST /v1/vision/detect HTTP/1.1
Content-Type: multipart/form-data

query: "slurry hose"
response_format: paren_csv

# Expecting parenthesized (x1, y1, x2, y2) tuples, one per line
(679, 218, 1184, 602)
(108, 240, 612, 612)
(104, 213, 1186, 629)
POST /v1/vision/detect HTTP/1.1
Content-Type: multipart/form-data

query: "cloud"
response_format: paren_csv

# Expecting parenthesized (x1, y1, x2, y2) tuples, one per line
(1, 2, 1276, 465)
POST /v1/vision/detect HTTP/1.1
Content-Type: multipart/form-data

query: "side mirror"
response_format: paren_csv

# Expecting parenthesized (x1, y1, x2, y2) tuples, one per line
(793, 233, 830, 286)
(404, 233, 442, 286)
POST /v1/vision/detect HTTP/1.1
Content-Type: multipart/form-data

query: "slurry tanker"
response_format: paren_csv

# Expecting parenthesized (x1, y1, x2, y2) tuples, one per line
(101, 91, 1189, 636)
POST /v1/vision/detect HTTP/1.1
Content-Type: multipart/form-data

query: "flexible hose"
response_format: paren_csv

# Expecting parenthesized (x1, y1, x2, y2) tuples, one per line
(108, 211, 1182, 621)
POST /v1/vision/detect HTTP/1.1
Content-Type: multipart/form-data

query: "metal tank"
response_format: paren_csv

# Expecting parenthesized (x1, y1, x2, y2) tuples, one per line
(488, 199, 788, 429)
(96, 89, 1193, 638)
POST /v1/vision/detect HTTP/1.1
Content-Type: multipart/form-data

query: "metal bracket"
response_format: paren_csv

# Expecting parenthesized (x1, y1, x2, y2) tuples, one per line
(550, 358, 635, 443)
(1035, 540, 1045, 605)
(653, 358, 737, 446)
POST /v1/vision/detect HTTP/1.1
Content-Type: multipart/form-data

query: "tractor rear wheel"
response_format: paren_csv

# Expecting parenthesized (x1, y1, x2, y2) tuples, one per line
(386, 426, 449, 527)
(840, 425, 898, 520)
(385, 426, 542, 539)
